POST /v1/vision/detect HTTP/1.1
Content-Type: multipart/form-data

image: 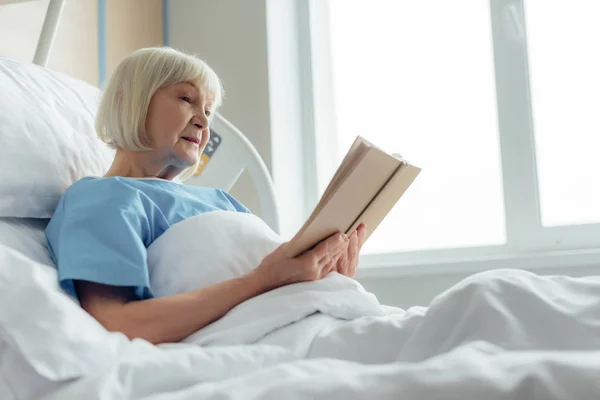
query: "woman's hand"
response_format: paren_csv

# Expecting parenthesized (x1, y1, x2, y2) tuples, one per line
(252, 231, 350, 291)
(333, 223, 367, 278)
(251, 223, 367, 291)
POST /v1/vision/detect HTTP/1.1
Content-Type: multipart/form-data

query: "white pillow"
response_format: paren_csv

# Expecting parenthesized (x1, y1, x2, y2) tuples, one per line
(0, 217, 53, 268)
(0, 56, 114, 218)
(147, 210, 283, 297)
(0, 245, 128, 386)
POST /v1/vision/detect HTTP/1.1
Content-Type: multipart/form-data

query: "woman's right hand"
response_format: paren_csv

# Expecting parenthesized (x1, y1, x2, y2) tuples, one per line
(251, 232, 350, 291)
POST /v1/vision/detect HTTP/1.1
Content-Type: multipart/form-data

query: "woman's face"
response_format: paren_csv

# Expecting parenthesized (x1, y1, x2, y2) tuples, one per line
(145, 82, 213, 170)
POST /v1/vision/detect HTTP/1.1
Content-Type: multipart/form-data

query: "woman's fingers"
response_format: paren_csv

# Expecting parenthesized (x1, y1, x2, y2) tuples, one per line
(310, 233, 339, 257)
(336, 248, 349, 276)
(297, 228, 369, 280)
(303, 232, 347, 267)
(340, 224, 365, 278)
(326, 233, 348, 257)
(357, 223, 367, 248)
(320, 260, 337, 279)
(313, 234, 346, 278)
(347, 229, 359, 277)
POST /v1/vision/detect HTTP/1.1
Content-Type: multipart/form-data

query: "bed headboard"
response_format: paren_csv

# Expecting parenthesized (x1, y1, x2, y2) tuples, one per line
(2, 0, 66, 67)
(186, 113, 281, 234)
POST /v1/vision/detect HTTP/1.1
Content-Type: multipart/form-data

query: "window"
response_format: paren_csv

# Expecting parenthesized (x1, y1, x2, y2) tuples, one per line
(302, 0, 600, 269)
(323, 0, 504, 255)
(524, 0, 600, 227)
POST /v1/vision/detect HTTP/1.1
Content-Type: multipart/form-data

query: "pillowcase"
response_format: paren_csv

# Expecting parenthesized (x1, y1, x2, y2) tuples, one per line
(147, 210, 283, 297)
(0, 244, 128, 388)
(0, 217, 53, 268)
(0, 56, 114, 218)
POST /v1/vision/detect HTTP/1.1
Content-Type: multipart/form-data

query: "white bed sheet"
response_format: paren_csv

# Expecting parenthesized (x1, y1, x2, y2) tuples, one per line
(37, 270, 600, 400)
(2, 236, 600, 399)
(42, 345, 600, 400)
(0, 217, 58, 396)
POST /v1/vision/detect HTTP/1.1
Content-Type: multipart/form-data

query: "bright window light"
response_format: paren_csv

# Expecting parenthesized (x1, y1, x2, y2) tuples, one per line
(323, 0, 505, 254)
(524, 0, 600, 227)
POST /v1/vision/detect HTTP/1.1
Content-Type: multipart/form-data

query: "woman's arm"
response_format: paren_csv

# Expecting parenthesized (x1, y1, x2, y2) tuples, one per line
(76, 271, 267, 345)
(76, 230, 356, 345)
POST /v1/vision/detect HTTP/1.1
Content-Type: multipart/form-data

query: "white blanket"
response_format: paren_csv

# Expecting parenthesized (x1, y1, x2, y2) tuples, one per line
(41, 269, 600, 400)
(2, 210, 600, 399)
(147, 211, 387, 348)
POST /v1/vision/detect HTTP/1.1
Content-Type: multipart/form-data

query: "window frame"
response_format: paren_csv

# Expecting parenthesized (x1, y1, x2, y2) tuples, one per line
(297, 0, 600, 277)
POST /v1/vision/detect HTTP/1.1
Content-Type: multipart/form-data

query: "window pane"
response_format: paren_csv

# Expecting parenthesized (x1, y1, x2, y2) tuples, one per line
(524, 0, 600, 227)
(323, 0, 505, 254)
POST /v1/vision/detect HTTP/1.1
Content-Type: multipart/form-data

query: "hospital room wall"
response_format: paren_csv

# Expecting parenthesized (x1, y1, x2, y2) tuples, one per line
(0, 0, 98, 84)
(0, 0, 163, 87)
(357, 263, 600, 308)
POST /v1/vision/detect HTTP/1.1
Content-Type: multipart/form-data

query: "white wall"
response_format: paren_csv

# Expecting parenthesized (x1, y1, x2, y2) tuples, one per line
(0, 0, 164, 87)
(168, 0, 600, 310)
(358, 263, 600, 309)
(0, 0, 98, 85)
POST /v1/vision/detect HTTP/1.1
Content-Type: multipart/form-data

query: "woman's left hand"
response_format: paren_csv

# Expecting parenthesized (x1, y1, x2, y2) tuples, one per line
(332, 223, 367, 278)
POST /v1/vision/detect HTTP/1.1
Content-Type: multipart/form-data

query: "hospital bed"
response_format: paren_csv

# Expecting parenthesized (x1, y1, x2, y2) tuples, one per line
(2, 1, 600, 399)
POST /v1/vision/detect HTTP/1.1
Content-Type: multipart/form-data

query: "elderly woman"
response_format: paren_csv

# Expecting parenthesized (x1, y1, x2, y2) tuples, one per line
(45, 47, 366, 345)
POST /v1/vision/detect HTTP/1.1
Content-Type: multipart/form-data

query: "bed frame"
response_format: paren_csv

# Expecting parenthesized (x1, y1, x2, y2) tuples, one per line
(7, 0, 281, 233)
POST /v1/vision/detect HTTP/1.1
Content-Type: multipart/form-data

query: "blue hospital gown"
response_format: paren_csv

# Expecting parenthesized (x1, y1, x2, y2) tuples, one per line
(45, 176, 251, 301)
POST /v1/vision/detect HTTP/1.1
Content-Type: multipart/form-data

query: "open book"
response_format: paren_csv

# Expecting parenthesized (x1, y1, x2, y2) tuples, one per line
(284, 136, 421, 258)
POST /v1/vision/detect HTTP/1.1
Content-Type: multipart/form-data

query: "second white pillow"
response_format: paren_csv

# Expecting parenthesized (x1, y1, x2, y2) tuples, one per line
(147, 211, 283, 297)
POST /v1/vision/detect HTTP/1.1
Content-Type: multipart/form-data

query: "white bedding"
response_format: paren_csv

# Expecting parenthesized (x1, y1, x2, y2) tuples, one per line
(41, 269, 600, 399)
(0, 217, 53, 267)
(0, 56, 114, 219)
(1, 211, 600, 399)
(148, 211, 386, 349)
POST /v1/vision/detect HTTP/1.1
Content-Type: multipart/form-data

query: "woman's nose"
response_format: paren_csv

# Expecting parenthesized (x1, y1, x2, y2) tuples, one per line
(191, 115, 208, 130)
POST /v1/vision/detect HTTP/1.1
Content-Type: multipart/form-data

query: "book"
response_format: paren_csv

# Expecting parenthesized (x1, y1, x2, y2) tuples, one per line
(283, 136, 421, 258)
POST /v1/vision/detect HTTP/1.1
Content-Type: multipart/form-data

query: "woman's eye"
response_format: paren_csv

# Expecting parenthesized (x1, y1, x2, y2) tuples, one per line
(181, 96, 192, 103)
(205, 110, 211, 117)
